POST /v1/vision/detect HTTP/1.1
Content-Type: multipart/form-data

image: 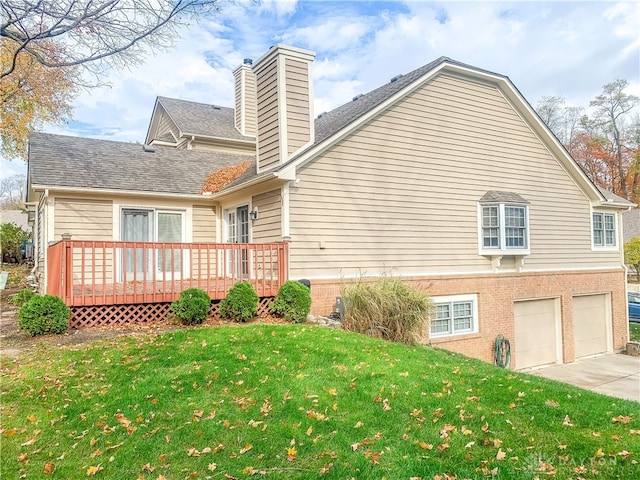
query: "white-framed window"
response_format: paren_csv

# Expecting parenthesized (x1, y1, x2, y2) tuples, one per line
(430, 294, 479, 338)
(592, 212, 616, 247)
(478, 192, 530, 256)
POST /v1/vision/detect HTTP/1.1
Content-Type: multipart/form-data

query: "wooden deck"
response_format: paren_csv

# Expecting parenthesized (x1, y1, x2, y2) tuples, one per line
(47, 240, 288, 307)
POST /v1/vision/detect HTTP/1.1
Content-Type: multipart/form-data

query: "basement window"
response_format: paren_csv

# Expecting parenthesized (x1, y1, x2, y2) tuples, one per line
(430, 294, 479, 338)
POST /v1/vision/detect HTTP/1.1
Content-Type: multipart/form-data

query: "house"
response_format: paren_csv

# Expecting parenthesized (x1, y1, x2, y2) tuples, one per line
(623, 208, 640, 242)
(27, 44, 633, 369)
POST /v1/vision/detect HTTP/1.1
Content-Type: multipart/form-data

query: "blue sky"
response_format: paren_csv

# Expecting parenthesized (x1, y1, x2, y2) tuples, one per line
(2, 0, 639, 180)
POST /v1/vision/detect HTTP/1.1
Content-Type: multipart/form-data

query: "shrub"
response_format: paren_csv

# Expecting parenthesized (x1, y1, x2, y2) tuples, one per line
(18, 295, 70, 336)
(9, 288, 38, 308)
(269, 280, 311, 323)
(219, 282, 259, 322)
(341, 277, 432, 345)
(170, 288, 211, 325)
(1, 222, 29, 262)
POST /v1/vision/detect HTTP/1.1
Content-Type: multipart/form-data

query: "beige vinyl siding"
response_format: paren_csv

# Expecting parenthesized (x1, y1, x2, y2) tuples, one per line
(54, 198, 114, 285)
(252, 189, 282, 242)
(285, 58, 311, 155)
(234, 67, 257, 137)
(244, 70, 257, 137)
(54, 198, 113, 240)
(288, 73, 620, 278)
(156, 107, 178, 142)
(191, 205, 218, 279)
(234, 69, 242, 131)
(256, 59, 280, 170)
(192, 205, 216, 242)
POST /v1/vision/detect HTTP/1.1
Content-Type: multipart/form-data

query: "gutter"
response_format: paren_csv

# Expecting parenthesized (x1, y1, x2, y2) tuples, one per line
(30, 184, 214, 201)
(209, 172, 280, 198)
(181, 131, 256, 145)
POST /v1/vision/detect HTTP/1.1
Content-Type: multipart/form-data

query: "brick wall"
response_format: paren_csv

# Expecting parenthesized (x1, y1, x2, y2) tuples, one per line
(306, 269, 627, 367)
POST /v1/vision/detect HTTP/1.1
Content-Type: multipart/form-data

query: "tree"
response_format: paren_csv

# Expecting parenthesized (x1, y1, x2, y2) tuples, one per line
(587, 79, 639, 199)
(1, 0, 222, 161)
(0, 38, 76, 160)
(0, 221, 29, 263)
(624, 237, 640, 282)
(0, 173, 27, 208)
(1, 0, 222, 82)
(535, 95, 583, 151)
(537, 81, 640, 202)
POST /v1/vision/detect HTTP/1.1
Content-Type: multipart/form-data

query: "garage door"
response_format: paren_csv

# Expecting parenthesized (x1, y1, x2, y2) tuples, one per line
(514, 298, 559, 370)
(573, 294, 608, 358)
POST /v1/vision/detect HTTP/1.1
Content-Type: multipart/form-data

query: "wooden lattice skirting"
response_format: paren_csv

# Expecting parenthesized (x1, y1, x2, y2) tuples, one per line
(70, 297, 274, 329)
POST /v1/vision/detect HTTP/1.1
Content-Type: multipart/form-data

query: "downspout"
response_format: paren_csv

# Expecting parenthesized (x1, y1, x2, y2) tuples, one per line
(621, 204, 633, 349)
(281, 181, 291, 240)
(41, 189, 50, 293)
(281, 181, 294, 283)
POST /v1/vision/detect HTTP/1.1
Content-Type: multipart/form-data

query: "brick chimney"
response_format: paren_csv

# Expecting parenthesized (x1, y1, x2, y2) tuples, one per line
(251, 45, 315, 172)
(233, 58, 257, 137)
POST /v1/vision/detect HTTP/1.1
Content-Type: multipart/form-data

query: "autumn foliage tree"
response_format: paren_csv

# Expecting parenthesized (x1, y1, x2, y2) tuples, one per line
(0, 38, 76, 160)
(537, 80, 640, 202)
(1, 0, 222, 160)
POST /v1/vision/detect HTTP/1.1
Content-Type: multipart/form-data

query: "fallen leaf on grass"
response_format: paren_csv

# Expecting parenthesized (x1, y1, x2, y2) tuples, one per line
(43, 462, 54, 474)
(86, 465, 103, 476)
(562, 415, 574, 426)
(612, 415, 631, 424)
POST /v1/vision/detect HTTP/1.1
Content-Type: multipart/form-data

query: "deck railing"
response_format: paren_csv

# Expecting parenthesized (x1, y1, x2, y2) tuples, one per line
(47, 240, 288, 307)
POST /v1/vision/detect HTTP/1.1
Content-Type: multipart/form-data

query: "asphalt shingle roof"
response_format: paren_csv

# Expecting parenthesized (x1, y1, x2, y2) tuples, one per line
(313, 57, 449, 144)
(28, 132, 255, 196)
(157, 97, 254, 142)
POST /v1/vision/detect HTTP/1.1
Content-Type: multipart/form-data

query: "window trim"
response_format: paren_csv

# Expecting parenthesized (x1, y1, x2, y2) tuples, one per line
(592, 211, 617, 249)
(429, 294, 479, 338)
(477, 202, 530, 256)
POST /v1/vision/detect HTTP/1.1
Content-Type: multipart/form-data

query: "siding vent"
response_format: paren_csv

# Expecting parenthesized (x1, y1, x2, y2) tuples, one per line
(352, 94, 364, 101)
(390, 74, 403, 83)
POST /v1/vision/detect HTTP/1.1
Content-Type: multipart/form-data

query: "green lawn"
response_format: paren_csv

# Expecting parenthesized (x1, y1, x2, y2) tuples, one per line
(1, 325, 638, 479)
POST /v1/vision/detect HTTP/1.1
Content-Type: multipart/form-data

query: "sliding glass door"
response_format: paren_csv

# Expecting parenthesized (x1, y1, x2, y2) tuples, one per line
(121, 209, 184, 280)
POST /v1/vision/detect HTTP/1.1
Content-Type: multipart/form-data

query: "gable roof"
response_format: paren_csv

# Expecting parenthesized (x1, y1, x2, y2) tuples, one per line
(155, 97, 254, 142)
(314, 57, 448, 144)
(595, 186, 634, 208)
(27, 132, 254, 197)
(270, 57, 614, 207)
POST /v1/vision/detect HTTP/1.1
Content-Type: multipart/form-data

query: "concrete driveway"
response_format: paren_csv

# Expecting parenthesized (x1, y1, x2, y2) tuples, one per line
(532, 354, 640, 402)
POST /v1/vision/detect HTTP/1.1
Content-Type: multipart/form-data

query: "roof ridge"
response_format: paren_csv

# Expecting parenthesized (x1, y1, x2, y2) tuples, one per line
(157, 96, 232, 110)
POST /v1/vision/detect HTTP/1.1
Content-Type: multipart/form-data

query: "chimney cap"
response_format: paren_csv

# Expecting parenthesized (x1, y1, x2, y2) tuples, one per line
(243, 58, 253, 65)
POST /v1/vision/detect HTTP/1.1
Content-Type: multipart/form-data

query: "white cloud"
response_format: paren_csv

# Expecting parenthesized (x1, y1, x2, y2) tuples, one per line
(280, 18, 372, 51)
(3, 0, 638, 181)
(258, 0, 298, 17)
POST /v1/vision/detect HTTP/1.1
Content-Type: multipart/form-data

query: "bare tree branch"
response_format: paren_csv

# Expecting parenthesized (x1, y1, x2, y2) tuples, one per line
(1, 0, 223, 82)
